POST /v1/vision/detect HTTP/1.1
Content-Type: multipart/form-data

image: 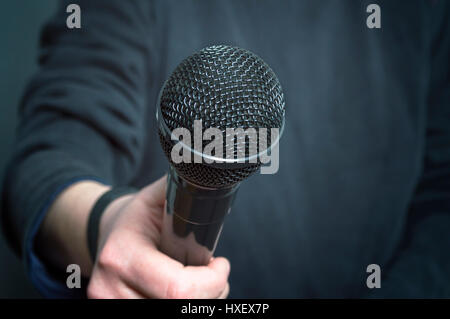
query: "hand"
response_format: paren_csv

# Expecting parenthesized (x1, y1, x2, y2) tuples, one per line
(87, 175, 231, 299)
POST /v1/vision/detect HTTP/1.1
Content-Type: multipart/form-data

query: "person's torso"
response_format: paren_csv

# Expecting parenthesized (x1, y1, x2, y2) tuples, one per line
(134, 0, 433, 297)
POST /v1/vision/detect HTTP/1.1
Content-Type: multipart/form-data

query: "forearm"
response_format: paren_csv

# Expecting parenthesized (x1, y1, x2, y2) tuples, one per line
(35, 181, 110, 276)
(2, 0, 153, 263)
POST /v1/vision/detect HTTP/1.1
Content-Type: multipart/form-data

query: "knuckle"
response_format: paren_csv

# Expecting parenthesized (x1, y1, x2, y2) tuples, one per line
(165, 278, 194, 299)
(96, 242, 124, 272)
(211, 270, 228, 292)
(165, 279, 181, 299)
(87, 280, 103, 299)
(217, 276, 228, 292)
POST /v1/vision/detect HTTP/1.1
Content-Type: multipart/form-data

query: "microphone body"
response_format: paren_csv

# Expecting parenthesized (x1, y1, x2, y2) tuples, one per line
(160, 166, 238, 265)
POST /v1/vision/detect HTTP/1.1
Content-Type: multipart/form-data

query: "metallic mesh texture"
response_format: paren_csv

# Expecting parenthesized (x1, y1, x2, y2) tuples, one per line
(158, 45, 285, 188)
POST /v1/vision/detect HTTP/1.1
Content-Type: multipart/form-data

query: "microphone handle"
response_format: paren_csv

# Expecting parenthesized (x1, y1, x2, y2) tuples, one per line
(159, 166, 239, 266)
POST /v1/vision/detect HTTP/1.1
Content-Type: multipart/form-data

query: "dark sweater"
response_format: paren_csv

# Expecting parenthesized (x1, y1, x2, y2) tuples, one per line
(2, 0, 450, 298)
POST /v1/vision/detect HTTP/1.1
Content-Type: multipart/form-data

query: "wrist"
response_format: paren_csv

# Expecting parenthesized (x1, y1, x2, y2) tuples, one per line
(87, 187, 139, 267)
(97, 193, 135, 255)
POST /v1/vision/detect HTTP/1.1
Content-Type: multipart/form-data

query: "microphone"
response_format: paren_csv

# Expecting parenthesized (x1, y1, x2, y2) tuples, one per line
(156, 45, 285, 266)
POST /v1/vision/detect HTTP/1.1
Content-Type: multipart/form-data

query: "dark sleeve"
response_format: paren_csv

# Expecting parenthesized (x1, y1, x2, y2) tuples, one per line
(369, 3, 450, 298)
(1, 0, 154, 258)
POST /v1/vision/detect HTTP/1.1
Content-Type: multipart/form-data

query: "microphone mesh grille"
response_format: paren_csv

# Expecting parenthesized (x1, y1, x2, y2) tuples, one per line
(159, 45, 285, 188)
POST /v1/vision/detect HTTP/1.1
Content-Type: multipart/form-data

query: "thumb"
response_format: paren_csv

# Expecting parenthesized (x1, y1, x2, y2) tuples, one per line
(138, 174, 167, 209)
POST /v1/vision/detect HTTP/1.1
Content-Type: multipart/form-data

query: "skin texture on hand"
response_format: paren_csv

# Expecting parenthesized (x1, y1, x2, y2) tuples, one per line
(36, 176, 230, 299)
(89, 176, 230, 298)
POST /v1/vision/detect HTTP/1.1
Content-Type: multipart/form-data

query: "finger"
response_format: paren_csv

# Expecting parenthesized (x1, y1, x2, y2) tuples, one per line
(116, 282, 146, 299)
(127, 249, 230, 299)
(183, 257, 231, 299)
(218, 282, 230, 299)
(87, 275, 115, 299)
(138, 175, 167, 209)
(88, 271, 146, 299)
(104, 281, 147, 299)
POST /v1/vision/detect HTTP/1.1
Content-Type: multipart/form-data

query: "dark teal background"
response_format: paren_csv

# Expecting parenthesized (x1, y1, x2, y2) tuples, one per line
(0, 0, 57, 298)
